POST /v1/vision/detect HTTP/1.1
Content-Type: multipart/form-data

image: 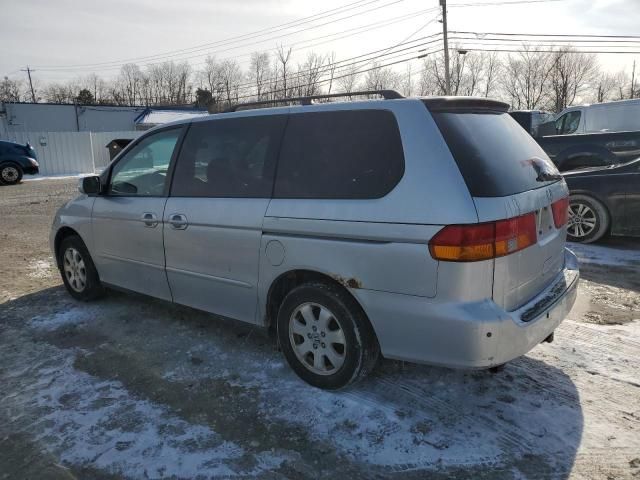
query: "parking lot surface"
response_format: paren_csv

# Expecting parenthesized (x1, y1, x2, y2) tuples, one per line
(1, 178, 639, 479)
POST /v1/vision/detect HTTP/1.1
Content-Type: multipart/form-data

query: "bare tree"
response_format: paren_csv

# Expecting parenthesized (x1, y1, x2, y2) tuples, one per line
(83, 73, 109, 104)
(219, 59, 243, 106)
(363, 62, 401, 91)
(501, 46, 553, 110)
(337, 63, 361, 94)
(400, 63, 414, 97)
(460, 52, 484, 96)
(549, 48, 598, 112)
(249, 51, 271, 100)
(276, 45, 293, 99)
(0, 76, 22, 102)
(43, 83, 75, 103)
(119, 63, 144, 105)
(612, 70, 630, 100)
(418, 56, 441, 96)
(483, 52, 501, 98)
(591, 72, 617, 103)
(325, 51, 337, 94)
(295, 52, 325, 96)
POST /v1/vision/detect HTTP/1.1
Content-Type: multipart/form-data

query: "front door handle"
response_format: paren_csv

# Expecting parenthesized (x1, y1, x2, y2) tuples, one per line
(169, 213, 188, 230)
(141, 212, 158, 228)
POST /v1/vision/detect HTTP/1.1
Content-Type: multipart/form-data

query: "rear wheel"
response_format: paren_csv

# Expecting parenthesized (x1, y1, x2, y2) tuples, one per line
(277, 282, 379, 389)
(0, 163, 23, 185)
(58, 235, 104, 300)
(567, 194, 609, 243)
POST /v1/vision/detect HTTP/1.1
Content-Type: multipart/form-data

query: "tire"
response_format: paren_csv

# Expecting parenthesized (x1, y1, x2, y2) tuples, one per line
(567, 194, 609, 243)
(0, 163, 23, 185)
(58, 235, 104, 301)
(277, 281, 380, 390)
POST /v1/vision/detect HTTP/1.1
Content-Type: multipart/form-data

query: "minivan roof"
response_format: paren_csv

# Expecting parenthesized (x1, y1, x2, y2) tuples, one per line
(156, 94, 512, 131)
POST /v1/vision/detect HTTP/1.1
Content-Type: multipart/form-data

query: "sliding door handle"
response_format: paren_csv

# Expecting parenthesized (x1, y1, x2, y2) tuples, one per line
(169, 213, 188, 230)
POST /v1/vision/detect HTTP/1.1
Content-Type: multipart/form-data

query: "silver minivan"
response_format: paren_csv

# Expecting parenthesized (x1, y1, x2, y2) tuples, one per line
(51, 92, 579, 389)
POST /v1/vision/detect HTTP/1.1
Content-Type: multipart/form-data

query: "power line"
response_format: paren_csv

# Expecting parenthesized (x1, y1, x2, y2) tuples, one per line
(229, 47, 443, 104)
(31, 0, 379, 69)
(450, 0, 565, 5)
(208, 34, 444, 95)
(32, 0, 409, 71)
(452, 30, 640, 39)
(31, 8, 438, 81)
(450, 36, 640, 45)
(458, 47, 640, 54)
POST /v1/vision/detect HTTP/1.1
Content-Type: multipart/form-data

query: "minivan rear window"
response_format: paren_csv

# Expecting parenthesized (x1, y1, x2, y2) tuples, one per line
(432, 111, 561, 197)
(274, 110, 404, 199)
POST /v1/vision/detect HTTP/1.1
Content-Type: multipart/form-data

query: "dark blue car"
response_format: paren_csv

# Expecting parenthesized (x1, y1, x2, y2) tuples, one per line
(0, 140, 40, 185)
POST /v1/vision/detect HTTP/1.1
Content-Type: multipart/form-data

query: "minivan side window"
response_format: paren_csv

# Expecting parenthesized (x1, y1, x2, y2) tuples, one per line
(274, 110, 405, 199)
(109, 128, 181, 196)
(171, 115, 287, 198)
(556, 111, 581, 135)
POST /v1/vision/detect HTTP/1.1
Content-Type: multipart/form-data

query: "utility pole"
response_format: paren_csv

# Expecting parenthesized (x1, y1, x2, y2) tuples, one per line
(21, 66, 37, 103)
(440, 0, 451, 95)
(631, 60, 636, 99)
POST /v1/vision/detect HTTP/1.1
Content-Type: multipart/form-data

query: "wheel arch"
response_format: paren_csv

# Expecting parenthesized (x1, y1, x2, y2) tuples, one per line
(54, 226, 86, 267)
(265, 269, 375, 336)
(569, 190, 612, 221)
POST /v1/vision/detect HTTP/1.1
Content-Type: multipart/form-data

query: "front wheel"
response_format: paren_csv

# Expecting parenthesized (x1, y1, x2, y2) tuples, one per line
(277, 282, 379, 390)
(567, 194, 609, 243)
(0, 163, 23, 185)
(58, 235, 104, 300)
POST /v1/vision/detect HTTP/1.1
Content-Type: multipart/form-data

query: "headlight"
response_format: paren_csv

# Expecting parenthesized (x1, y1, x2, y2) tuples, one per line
(28, 158, 39, 167)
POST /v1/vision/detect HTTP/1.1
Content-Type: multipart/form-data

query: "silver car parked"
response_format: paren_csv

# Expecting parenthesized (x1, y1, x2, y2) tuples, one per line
(51, 92, 579, 389)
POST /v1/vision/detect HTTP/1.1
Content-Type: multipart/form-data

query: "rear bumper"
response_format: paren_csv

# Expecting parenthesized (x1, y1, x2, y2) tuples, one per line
(23, 165, 39, 175)
(355, 248, 580, 368)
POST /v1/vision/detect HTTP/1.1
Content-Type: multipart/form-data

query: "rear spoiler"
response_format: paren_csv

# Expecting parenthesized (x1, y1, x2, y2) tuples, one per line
(422, 97, 510, 114)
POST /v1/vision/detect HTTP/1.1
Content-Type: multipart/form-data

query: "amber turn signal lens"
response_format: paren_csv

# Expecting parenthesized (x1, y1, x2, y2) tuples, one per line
(429, 212, 537, 262)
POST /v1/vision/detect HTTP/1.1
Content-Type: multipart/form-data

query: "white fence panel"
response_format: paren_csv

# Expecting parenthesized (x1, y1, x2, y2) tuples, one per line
(2, 131, 140, 176)
(91, 131, 141, 171)
(5, 131, 93, 176)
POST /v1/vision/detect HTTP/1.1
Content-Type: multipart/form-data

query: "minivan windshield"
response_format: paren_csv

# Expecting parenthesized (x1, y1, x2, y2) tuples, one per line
(432, 111, 561, 197)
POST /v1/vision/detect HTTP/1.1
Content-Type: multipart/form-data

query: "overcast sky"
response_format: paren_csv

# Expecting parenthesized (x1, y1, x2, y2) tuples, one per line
(1, 0, 638, 84)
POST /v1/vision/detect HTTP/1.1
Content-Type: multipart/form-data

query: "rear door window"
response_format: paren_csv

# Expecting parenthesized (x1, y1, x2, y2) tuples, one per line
(432, 111, 561, 197)
(274, 110, 404, 199)
(171, 115, 287, 198)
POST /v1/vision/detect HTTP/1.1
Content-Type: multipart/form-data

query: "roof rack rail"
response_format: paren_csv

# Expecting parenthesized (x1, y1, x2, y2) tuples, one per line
(224, 89, 403, 113)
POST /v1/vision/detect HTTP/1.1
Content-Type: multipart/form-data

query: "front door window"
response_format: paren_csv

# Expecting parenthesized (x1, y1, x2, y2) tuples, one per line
(109, 129, 181, 196)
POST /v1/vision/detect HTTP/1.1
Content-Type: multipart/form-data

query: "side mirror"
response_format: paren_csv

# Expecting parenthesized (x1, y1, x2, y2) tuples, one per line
(79, 175, 101, 195)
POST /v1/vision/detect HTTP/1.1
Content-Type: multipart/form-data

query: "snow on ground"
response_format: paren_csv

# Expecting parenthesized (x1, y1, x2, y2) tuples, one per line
(568, 241, 640, 267)
(2, 336, 291, 478)
(29, 307, 91, 331)
(2, 300, 596, 477)
(23, 174, 87, 182)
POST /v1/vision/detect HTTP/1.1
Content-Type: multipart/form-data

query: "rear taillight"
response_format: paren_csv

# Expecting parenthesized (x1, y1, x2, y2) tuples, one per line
(551, 197, 569, 228)
(429, 212, 537, 262)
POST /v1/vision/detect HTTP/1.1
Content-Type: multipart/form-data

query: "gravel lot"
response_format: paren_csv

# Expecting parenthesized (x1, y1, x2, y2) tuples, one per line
(1, 178, 639, 480)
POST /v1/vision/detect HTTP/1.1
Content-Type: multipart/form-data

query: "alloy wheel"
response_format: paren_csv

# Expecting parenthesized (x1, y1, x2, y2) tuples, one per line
(568, 202, 597, 238)
(63, 247, 87, 292)
(289, 302, 346, 376)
